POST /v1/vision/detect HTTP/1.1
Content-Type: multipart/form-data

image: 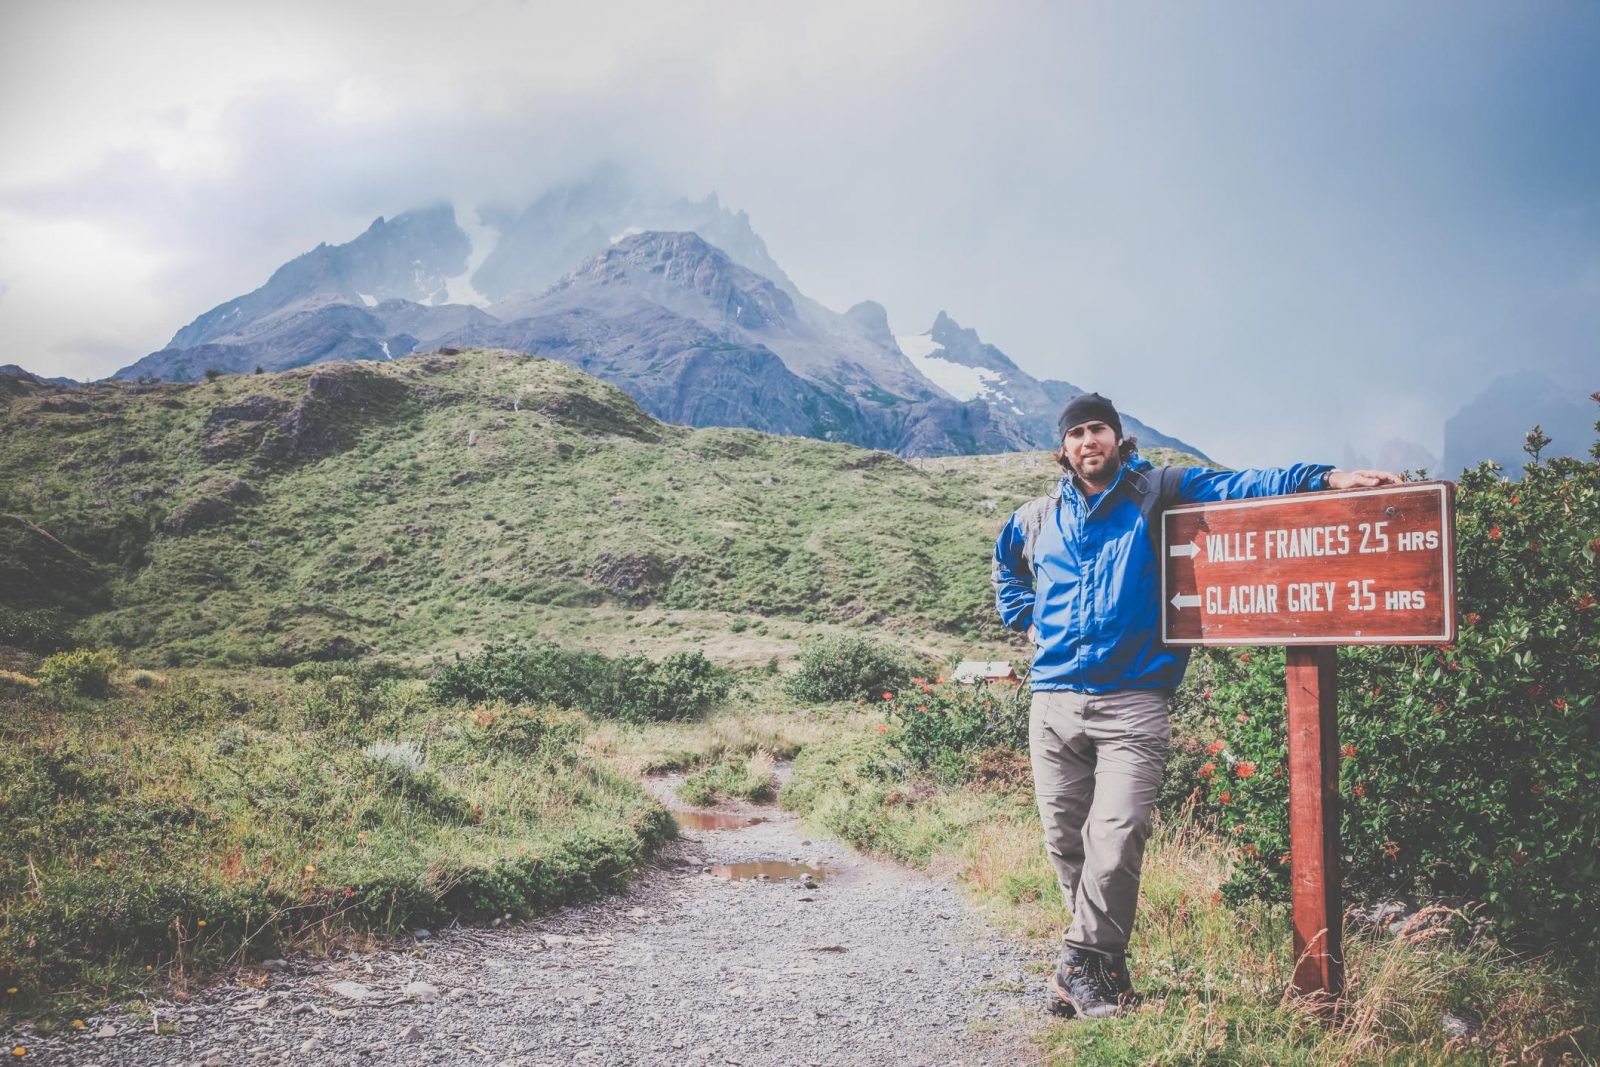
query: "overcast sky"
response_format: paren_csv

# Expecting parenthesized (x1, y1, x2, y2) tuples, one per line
(1, 1, 1596, 465)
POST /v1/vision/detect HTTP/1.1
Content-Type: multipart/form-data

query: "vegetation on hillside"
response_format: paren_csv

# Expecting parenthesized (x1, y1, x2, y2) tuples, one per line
(1, 350, 1183, 667)
(0, 664, 671, 1019)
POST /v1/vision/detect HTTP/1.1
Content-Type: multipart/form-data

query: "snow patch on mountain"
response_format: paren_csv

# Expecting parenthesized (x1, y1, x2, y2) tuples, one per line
(897, 334, 1004, 404)
(443, 211, 500, 307)
(358, 293, 378, 307)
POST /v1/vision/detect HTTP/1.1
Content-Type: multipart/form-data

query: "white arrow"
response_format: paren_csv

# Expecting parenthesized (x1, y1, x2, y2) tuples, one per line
(1168, 540, 1200, 559)
(1170, 593, 1202, 611)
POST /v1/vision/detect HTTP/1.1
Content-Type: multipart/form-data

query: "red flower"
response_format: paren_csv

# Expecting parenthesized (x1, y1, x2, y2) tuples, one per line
(1278, 852, 1292, 866)
(1205, 741, 1226, 755)
(1239, 654, 1252, 664)
(1384, 841, 1400, 860)
(875, 723, 888, 733)
(1370, 687, 1383, 699)
(1235, 762, 1257, 779)
(917, 705, 927, 712)
(1464, 612, 1482, 626)
(1272, 766, 1284, 778)
(1432, 702, 1446, 715)
(1553, 698, 1569, 711)
(1531, 782, 1546, 797)
(1488, 525, 1502, 540)
(1202, 688, 1213, 701)
(1341, 744, 1358, 759)
(1353, 782, 1367, 799)
(882, 692, 894, 701)
(1510, 494, 1520, 505)
(1591, 537, 1600, 553)
(1211, 889, 1223, 905)
(1579, 595, 1596, 611)
(1236, 713, 1248, 723)
(934, 677, 945, 684)
(1241, 843, 1259, 859)
(912, 677, 926, 685)
(1198, 762, 1217, 779)
(1218, 791, 1232, 804)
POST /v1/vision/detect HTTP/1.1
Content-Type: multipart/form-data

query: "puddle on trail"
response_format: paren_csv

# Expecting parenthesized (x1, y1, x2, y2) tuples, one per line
(673, 810, 767, 831)
(710, 860, 839, 882)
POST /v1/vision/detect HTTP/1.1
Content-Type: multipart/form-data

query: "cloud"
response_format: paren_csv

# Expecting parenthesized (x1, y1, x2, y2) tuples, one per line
(0, 1, 1596, 464)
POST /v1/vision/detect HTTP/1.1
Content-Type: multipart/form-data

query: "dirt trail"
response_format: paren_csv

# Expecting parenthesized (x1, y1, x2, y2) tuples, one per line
(23, 774, 1044, 1066)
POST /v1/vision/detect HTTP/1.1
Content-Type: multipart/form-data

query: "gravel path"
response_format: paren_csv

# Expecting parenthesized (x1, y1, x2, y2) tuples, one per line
(12, 776, 1045, 1066)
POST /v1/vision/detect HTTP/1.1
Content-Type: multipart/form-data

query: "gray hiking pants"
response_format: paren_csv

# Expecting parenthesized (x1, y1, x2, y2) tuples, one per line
(1029, 689, 1172, 955)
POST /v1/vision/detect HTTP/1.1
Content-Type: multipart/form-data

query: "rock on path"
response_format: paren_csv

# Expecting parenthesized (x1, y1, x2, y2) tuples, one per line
(14, 781, 1042, 1065)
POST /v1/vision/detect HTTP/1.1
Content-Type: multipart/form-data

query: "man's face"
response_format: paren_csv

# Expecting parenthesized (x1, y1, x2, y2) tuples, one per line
(1061, 419, 1121, 486)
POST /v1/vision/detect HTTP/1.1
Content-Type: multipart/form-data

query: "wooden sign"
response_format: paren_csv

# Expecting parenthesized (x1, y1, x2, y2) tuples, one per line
(1157, 479, 1457, 1004)
(1161, 481, 1456, 647)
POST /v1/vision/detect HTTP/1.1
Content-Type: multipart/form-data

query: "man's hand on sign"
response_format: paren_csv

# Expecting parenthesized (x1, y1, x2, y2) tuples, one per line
(1326, 469, 1405, 490)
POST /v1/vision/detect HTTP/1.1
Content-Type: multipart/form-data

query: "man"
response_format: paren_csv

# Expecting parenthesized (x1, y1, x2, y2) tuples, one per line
(991, 392, 1400, 1018)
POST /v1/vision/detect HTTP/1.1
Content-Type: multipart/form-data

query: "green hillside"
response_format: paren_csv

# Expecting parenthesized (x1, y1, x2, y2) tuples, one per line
(0, 349, 1200, 667)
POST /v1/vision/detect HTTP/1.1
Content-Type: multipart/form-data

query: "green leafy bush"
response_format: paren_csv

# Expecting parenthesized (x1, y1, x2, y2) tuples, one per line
(619, 650, 733, 722)
(37, 648, 120, 697)
(876, 677, 1029, 783)
(0, 605, 72, 652)
(428, 641, 730, 722)
(1199, 408, 1600, 960)
(784, 635, 912, 704)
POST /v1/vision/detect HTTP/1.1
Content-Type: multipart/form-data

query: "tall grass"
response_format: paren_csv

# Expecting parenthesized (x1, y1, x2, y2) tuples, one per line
(0, 668, 671, 1023)
(782, 729, 1599, 1065)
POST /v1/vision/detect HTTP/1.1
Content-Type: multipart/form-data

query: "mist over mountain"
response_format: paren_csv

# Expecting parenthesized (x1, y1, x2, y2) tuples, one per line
(471, 165, 799, 304)
(1443, 372, 1597, 478)
(105, 173, 1207, 458)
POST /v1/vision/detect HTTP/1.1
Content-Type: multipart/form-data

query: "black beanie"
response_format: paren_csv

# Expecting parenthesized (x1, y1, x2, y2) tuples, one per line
(1057, 392, 1122, 439)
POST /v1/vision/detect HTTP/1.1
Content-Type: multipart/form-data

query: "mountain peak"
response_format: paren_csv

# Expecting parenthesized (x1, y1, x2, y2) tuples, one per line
(545, 230, 796, 333)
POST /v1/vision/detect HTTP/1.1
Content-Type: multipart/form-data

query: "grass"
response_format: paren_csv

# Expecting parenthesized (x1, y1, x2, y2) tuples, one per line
(0, 349, 1206, 670)
(584, 675, 837, 776)
(676, 751, 777, 806)
(0, 666, 672, 1026)
(781, 726, 1600, 1066)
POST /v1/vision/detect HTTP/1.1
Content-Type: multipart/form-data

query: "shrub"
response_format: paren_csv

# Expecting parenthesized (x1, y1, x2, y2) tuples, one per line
(0, 605, 72, 652)
(876, 677, 1029, 783)
(37, 648, 120, 697)
(1198, 408, 1600, 960)
(616, 650, 732, 722)
(429, 642, 730, 723)
(429, 641, 608, 708)
(784, 635, 912, 704)
(126, 669, 166, 689)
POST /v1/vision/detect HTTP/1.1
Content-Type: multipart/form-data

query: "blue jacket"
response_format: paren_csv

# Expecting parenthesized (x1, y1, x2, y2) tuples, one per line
(992, 454, 1333, 692)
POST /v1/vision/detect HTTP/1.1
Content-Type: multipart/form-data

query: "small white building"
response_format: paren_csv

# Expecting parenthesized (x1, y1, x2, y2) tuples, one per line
(952, 660, 1022, 685)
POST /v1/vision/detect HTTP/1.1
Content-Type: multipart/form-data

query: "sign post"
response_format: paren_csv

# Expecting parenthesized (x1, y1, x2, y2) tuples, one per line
(1162, 481, 1456, 1002)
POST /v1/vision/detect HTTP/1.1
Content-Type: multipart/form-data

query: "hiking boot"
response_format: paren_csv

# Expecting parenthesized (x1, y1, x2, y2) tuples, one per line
(1048, 946, 1131, 1019)
(1105, 952, 1142, 1007)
